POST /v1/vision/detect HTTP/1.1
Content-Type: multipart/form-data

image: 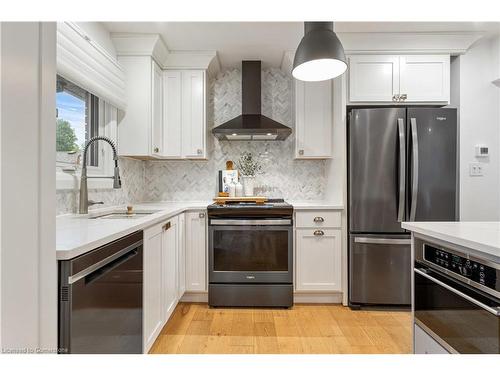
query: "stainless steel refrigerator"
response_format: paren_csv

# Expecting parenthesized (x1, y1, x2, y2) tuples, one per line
(348, 107, 458, 306)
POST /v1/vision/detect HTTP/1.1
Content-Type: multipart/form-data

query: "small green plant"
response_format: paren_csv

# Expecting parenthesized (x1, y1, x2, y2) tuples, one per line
(236, 152, 262, 176)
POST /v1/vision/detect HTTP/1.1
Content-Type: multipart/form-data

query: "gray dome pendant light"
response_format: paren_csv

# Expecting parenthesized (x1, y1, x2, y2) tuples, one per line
(292, 21, 347, 82)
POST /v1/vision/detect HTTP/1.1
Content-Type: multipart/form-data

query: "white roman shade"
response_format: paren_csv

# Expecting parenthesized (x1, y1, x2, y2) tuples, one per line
(57, 22, 127, 110)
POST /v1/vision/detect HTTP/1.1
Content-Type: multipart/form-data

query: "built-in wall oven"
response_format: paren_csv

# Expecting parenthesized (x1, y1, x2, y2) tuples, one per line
(414, 236, 500, 354)
(207, 200, 293, 307)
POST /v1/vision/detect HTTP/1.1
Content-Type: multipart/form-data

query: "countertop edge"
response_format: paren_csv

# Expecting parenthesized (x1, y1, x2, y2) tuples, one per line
(401, 222, 500, 261)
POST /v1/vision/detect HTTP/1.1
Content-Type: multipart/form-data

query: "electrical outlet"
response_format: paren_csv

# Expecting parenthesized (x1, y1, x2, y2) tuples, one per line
(469, 163, 484, 176)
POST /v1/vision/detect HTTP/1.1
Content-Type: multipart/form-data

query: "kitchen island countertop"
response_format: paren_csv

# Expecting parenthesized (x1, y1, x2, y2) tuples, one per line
(402, 221, 500, 262)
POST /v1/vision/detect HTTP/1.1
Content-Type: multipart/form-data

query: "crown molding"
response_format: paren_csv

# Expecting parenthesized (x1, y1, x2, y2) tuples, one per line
(111, 33, 169, 65)
(164, 50, 220, 76)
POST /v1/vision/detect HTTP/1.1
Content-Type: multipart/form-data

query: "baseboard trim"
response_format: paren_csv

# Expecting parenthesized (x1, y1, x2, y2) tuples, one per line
(293, 291, 343, 304)
(180, 291, 343, 304)
(180, 291, 208, 303)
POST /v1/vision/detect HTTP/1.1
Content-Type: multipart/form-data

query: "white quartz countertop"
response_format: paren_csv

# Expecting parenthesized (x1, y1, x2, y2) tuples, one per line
(56, 200, 343, 260)
(56, 201, 210, 260)
(402, 221, 500, 262)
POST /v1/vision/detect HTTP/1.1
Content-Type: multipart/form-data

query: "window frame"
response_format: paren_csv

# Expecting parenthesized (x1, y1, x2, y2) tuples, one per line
(56, 99, 118, 190)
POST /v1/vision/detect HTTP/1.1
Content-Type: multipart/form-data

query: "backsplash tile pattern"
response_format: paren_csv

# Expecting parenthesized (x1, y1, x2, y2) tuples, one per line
(56, 157, 145, 215)
(143, 68, 326, 202)
(57, 68, 327, 214)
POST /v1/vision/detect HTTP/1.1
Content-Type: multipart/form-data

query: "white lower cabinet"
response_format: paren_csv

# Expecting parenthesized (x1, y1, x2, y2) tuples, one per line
(162, 216, 179, 322)
(295, 210, 342, 292)
(296, 228, 342, 291)
(185, 211, 207, 292)
(414, 324, 450, 354)
(177, 213, 186, 299)
(143, 223, 165, 353)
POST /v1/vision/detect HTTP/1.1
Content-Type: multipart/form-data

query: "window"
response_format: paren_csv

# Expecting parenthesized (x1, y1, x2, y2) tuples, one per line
(56, 75, 99, 167)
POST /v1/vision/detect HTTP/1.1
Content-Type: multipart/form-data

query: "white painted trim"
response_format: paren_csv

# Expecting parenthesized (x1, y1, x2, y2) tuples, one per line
(57, 22, 127, 110)
(293, 292, 343, 304)
(111, 33, 169, 65)
(0, 22, 3, 349)
(180, 291, 208, 303)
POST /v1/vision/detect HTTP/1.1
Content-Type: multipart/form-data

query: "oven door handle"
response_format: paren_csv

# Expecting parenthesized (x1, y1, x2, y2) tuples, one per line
(414, 268, 500, 316)
(210, 219, 292, 226)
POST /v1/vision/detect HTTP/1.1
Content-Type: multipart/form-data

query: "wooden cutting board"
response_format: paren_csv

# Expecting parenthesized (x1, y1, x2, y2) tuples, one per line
(213, 196, 268, 205)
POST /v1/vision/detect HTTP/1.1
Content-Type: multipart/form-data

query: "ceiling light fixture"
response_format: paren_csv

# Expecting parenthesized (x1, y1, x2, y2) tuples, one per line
(292, 22, 347, 82)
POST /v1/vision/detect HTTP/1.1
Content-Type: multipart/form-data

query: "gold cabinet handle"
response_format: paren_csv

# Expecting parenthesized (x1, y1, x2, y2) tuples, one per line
(163, 221, 171, 231)
(399, 94, 407, 101)
(313, 216, 324, 223)
(313, 230, 325, 236)
(298, 149, 304, 156)
(154, 147, 159, 153)
(199, 212, 205, 219)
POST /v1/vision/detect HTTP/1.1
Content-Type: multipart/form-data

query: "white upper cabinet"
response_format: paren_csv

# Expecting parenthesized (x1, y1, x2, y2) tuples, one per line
(295, 79, 333, 159)
(118, 56, 163, 158)
(162, 71, 182, 158)
(349, 55, 400, 102)
(163, 70, 207, 159)
(151, 61, 164, 157)
(348, 54, 450, 104)
(399, 55, 450, 103)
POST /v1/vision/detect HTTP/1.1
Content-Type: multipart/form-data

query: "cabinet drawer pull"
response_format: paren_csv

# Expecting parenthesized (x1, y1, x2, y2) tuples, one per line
(298, 149, 304, 156)
(199, 212, 205, 219)
(313, 216, 324, 223)
(197, 149, 203, 155)
(399, 94, 407, 101)
(313, 230, 324, 236)
(163, 222, 171, 231)
(154, 146, 159, 153)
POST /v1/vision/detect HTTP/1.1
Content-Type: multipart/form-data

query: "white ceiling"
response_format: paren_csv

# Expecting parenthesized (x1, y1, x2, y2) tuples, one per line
(104, 22, 500, 68)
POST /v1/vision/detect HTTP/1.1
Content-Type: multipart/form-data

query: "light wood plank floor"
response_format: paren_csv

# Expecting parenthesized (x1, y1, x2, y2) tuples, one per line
(149, 303, 412, 354)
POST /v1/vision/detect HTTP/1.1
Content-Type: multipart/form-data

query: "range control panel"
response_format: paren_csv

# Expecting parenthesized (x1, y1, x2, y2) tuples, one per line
(424, 244, 499, 293)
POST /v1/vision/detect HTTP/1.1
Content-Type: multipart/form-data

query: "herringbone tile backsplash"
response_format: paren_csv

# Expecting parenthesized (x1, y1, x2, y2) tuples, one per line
(57, 68, 326, 214)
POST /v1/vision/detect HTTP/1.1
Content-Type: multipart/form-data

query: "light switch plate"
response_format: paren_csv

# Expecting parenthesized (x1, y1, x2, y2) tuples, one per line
(469, 163, 484, 176)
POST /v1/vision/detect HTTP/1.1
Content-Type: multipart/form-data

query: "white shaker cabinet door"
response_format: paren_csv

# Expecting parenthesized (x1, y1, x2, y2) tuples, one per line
(349, 55, 400, 102)
(162, 216, 179, 322)
(162, 70, 182, 158)
(151, 60, 163, 157)
(295, 228, 342, 291)
(177, 213, 186, 299)
(181, 70, 206, 159)
(143, 224, 164, 353)
(295, 79, 333, 158)
(185, 211, 207, 292)
(399, 55, 450, 103)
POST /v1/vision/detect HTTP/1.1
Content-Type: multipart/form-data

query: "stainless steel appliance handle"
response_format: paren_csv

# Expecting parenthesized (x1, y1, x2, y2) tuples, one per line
(354, 237, 411, 245)
(210, 219, 292, 226)
(68, 240, 142, 284)
(410, 118, 419, 221)
(397, 118, 406, 222)
(414, 268, 500, 316)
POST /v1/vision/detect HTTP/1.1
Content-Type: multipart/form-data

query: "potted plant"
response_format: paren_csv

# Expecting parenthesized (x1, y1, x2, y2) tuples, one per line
(236, 152, 262, 197)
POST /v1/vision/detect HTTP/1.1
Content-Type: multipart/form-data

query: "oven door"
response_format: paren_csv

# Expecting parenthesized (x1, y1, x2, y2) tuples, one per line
(209, 219, 293, 284)
(414, 265, 500, 354)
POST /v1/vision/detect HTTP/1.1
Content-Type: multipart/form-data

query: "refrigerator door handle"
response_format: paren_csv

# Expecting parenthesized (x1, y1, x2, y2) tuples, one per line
(354, 237, 411, 245)
(397, 118, 406, 222)
(410, 118, 419, 221)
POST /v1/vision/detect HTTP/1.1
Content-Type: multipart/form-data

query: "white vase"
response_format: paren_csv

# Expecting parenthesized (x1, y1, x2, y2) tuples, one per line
(242, 175, 255, 197)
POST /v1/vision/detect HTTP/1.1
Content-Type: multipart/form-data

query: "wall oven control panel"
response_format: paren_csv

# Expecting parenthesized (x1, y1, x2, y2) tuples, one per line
(423, 244, 499, 293)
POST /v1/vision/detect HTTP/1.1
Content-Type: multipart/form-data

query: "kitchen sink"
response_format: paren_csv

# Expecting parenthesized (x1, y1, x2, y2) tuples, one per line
(90, 210, 159, 219)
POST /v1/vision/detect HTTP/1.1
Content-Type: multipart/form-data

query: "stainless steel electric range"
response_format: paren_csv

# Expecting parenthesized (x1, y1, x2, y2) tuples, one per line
(207, 199, 293, 308)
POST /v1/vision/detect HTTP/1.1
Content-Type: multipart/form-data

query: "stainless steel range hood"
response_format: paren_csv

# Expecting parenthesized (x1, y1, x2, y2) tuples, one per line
(212, 61, 292, 141)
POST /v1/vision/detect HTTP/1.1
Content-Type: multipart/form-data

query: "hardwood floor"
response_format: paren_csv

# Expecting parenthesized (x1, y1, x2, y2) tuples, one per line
(149, 303, 412, 354)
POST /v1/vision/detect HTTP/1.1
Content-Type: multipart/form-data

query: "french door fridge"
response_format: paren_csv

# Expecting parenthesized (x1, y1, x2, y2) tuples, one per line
(348, 107, 457, 306)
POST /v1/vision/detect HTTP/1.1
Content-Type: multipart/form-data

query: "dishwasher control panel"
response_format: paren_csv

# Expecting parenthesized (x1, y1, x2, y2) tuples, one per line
(423, 244, 499, 293)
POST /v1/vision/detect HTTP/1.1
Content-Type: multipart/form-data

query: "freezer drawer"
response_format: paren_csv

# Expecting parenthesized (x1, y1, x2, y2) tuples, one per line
(349, 234, 411, 305)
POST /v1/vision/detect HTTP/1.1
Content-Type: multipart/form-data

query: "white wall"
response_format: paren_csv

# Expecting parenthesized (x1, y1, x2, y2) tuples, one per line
(458, 35, 500, 221)
(0, 22, 56, 352)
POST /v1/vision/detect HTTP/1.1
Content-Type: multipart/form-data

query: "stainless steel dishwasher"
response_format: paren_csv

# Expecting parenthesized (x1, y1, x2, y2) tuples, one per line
(58, 231, 143, 354)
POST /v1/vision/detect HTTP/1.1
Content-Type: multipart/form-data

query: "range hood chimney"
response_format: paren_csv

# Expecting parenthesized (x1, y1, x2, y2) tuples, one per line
(212, 61, 292, 141)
